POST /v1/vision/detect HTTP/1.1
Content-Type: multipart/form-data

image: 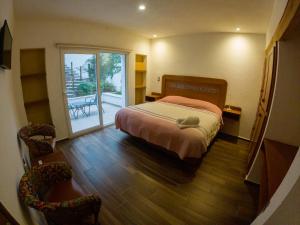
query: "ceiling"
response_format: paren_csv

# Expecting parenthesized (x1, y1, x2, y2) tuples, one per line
(14, 0, 274, 38)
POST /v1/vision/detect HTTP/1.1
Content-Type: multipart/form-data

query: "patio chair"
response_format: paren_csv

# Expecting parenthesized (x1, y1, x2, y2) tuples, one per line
(19, 162, 101, 225)
(86, 94, 105, 115)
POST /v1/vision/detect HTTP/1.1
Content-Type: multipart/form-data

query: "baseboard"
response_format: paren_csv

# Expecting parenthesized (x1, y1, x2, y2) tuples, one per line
(219, 132, 250, 142)
(244, 177, 260, 185)
(244, 174, 260, 184)
(238, 136, 250, 141)
(56, 137, 69, 142)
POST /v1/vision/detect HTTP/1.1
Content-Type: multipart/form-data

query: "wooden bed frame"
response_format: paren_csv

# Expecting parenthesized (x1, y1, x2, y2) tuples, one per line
(161, 75, 227, 110)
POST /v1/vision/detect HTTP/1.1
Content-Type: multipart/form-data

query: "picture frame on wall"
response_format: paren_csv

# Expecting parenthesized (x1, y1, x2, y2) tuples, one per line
(0, 202, 19, 225)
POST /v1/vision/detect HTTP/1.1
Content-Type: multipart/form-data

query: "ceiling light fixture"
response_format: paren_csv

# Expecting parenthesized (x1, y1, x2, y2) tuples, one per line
(153, 34, 157, 38)
(236, 27, 241, 32)
(139, 4, 146, 11)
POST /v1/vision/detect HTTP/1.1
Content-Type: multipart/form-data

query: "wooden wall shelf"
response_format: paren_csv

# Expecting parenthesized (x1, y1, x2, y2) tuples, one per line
(20, 48, 52, 124)
(21, 73, 46, 79)
(24, 98, 49, 106)
(135, 62, 146, 72)
(20, 49, 46, 75)
(135, 54, 147, 104)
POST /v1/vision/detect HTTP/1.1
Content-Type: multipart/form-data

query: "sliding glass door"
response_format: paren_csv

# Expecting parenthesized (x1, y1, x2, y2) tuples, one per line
(62, 50, 127, 136)
(99, 52, 126, 125)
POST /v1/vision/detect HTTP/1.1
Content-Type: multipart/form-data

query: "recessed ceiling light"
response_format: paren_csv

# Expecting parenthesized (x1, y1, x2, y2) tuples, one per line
(153, 34, 157, 38)
(236, 27, 241, 32)
(139, 4, 146, 11)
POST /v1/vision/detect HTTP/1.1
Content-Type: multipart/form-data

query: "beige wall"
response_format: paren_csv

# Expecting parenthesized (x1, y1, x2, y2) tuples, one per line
(266, 0, 288, 44)
(150, 33, 265, 139)
(0, 0, 32, 224)
(15, 18, 150, 139)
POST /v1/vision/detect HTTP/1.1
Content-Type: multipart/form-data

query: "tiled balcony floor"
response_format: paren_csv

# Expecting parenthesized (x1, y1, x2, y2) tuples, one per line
(70, 103, 121, 133)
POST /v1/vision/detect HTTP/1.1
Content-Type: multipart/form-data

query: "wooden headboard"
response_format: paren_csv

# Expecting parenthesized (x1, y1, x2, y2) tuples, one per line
(161, 75, 227, 110)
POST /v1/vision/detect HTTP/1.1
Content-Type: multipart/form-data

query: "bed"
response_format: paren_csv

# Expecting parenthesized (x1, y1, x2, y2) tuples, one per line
(115, 75, 227, 159)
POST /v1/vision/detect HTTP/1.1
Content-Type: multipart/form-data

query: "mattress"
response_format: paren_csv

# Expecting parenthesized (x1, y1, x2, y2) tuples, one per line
(115, 96, 222, 159)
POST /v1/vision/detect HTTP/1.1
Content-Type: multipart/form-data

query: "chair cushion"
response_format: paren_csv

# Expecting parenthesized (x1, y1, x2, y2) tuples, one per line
(43, 179, 86, 202)
(32, 150, 67, 167)
(30, 135, 56, 148)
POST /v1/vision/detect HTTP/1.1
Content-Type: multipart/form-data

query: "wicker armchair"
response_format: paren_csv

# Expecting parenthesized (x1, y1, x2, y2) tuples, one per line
(19, 162, 101, 225)
(18, 124, 56, 160)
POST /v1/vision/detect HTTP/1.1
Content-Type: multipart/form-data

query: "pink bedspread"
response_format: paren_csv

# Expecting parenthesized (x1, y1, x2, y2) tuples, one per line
(115, 96, 221, 159)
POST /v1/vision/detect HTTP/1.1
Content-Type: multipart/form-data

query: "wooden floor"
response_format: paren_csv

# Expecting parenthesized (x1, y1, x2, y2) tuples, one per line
(57, 127, 258, 225)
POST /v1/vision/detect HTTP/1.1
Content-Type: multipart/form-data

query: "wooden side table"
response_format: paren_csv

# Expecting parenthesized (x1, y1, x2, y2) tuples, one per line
(220, 105, 241, 137)
(223, 105, 242, 120)
(145, 92, 161, 102)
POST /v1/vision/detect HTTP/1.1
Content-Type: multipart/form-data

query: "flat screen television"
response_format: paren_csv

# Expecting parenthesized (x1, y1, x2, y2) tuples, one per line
(0, 20, 13, 70)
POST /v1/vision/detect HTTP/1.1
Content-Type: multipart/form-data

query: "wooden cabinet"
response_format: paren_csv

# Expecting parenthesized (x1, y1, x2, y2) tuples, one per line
(247, 44, 278, 169)
(20, 49, 52, 124)
(135, 54, 147, 104)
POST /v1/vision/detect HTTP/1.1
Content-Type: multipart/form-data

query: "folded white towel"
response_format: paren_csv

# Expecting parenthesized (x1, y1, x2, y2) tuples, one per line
(176, 116, 200, 129)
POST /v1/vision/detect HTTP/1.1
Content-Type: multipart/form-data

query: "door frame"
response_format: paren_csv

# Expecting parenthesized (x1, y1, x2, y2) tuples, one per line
(59, 48, 129, 138)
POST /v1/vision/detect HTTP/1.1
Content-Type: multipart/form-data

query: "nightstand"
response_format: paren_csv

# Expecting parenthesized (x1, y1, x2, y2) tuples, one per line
(223, 105, 241, 120)
(221, 105, 241, 137)
(145, 93, 161, 102)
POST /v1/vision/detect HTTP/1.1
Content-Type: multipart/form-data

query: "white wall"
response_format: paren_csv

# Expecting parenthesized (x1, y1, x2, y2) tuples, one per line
(15, 18, 150, 139)
(266, 0, 288, 45)
(0, 0, 32, 224)
(150, 33, 265, 139)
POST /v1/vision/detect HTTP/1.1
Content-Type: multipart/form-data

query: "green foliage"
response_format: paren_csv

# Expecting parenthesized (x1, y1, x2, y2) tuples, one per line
(83, 56, 96, 82)
(100, 53, 122, 81)
(82, 53, 122, 93)
(77, 82, 96, 96)
(101, 80, 117, 92)
(99, 53, 122, 93)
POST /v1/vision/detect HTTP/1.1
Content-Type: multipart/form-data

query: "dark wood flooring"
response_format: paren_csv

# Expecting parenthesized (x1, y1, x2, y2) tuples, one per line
(57, 127, 258, 225)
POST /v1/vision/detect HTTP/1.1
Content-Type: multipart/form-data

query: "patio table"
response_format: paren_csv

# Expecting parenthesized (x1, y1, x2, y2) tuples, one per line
(68, 95, 96, 119)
